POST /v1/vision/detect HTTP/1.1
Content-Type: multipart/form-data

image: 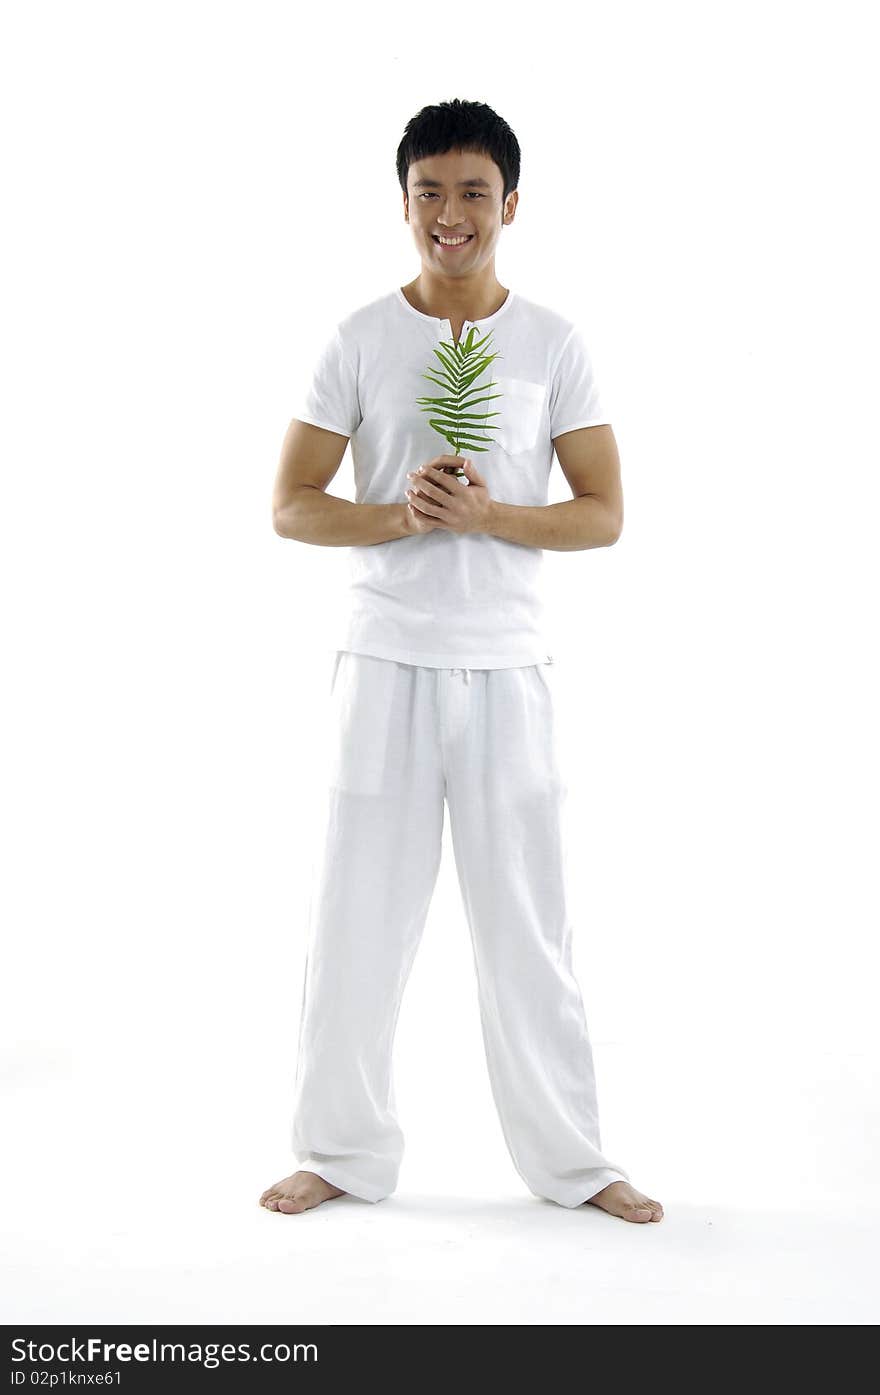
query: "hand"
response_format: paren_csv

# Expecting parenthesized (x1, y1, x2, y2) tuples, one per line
(404, 456, 494, 535)
(403, 477, 443, 533)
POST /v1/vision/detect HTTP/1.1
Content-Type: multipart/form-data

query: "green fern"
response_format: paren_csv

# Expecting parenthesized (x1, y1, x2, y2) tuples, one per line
(415, 325, 504, 458)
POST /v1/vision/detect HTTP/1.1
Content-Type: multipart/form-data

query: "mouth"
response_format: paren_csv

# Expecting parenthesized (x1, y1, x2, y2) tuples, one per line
(432, 235, 475, 250)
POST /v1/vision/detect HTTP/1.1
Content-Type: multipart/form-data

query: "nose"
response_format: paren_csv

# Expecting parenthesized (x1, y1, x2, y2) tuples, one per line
(436, 199, 473, 227)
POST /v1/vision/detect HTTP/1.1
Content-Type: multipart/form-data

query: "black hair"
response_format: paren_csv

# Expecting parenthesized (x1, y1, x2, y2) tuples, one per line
(396, 98, 521, 207)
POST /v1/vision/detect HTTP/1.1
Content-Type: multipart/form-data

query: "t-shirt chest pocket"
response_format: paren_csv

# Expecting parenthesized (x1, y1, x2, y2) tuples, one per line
(492, 376, 547, 455)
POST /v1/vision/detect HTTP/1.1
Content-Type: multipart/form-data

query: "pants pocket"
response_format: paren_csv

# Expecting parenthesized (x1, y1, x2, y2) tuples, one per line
(533, 657, 559, 701)
(328, 653, 398, 796)
(329, 648, 344, 697)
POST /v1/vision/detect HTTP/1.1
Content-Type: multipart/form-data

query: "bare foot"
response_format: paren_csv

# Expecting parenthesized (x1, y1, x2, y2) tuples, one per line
(586, 1181, 664, 1223)
(259, 1170, 346, 1214)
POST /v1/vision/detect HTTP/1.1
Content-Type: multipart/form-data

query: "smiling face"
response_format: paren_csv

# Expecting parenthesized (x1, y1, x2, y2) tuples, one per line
(403, 147, 517, 281)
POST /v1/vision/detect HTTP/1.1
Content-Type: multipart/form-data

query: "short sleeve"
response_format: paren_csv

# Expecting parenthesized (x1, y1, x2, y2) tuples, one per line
(549, 325, 611, 438)
(292, 327, 362, 438)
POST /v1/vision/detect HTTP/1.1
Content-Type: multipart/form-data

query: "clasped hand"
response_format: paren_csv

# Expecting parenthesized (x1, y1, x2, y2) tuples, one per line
(405, 456, 494, 534)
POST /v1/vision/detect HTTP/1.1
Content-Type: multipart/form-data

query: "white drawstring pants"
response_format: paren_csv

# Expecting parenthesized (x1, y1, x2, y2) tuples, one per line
(291, 651, 630, 1207)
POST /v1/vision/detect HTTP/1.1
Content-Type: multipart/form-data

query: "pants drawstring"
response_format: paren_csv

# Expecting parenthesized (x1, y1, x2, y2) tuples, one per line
(451, 667, 471, 685)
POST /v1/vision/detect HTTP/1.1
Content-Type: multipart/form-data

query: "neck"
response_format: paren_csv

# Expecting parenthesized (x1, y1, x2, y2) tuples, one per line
(402, 269, 509, 323)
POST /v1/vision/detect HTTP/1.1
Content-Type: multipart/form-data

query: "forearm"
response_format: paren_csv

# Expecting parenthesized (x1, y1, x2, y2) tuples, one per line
(485, 496, 620, 551)
(274, 487, 410, 546)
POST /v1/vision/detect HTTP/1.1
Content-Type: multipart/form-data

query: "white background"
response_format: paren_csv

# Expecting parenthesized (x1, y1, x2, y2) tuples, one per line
(2, 0, 878, 1325)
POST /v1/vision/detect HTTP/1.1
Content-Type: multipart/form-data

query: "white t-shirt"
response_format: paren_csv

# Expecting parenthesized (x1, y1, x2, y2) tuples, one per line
(291, 286, 611, 668)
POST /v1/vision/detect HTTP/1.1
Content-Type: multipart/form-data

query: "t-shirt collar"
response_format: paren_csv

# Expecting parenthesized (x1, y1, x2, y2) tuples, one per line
(395, 286, 516, 331)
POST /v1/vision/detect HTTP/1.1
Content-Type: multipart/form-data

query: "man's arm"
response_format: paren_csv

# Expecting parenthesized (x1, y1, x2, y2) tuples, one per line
(272, 419, 412, 546)
(485, 425, 624, 552)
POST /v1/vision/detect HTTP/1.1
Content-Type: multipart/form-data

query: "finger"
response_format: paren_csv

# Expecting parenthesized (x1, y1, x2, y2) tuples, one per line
(407, 493, 442, 519)
(408, 477, 448, 504)
(416, 466, 455, 493)
(410, 501, 448, 526)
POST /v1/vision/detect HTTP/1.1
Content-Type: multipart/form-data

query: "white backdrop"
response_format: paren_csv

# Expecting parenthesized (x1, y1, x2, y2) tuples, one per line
(2, 0, 878, 1325)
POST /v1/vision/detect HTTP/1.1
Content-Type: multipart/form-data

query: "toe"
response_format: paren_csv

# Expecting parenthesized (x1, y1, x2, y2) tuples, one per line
(277, 1196, 308, 1214)
(626, 1204, 654, 1222)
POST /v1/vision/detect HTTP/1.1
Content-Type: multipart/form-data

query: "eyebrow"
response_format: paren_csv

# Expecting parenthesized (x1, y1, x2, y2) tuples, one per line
(412, 177, 493, 188)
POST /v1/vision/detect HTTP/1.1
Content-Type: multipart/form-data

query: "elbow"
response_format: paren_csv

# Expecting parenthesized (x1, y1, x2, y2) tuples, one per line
(605, 504, 623, 546)
(274, 484, 319, 539)
(578, 493, 622, 548)
(273, 496, 300, 538)
(274, 509, 301, 540)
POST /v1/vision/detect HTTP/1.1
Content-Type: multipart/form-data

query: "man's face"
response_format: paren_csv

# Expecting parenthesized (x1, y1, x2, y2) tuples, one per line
(404, 147, 516, 276)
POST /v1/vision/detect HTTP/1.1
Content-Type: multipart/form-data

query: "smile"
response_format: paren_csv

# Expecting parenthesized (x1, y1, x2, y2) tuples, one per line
(433, 235, 474, 248)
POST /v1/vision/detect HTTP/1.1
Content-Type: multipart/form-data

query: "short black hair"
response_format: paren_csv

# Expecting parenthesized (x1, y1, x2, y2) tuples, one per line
(396, 98, 521, 206)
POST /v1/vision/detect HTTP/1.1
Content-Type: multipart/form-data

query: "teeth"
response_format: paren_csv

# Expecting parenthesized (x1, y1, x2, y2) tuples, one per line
(436, 235, 472, 246)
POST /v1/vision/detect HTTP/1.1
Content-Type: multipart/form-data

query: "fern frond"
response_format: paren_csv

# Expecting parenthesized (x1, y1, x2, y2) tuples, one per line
(415, 325, 504, 456)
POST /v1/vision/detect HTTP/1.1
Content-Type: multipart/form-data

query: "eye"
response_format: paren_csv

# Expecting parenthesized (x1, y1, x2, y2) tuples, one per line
(417, 192, 485, 199)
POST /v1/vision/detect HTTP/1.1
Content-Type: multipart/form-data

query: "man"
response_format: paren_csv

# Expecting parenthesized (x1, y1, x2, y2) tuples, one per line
(261, 99, 663, 1224)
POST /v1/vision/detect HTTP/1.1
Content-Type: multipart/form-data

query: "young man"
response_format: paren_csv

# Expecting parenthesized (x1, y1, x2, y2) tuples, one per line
(261, 100, 663, 1224)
